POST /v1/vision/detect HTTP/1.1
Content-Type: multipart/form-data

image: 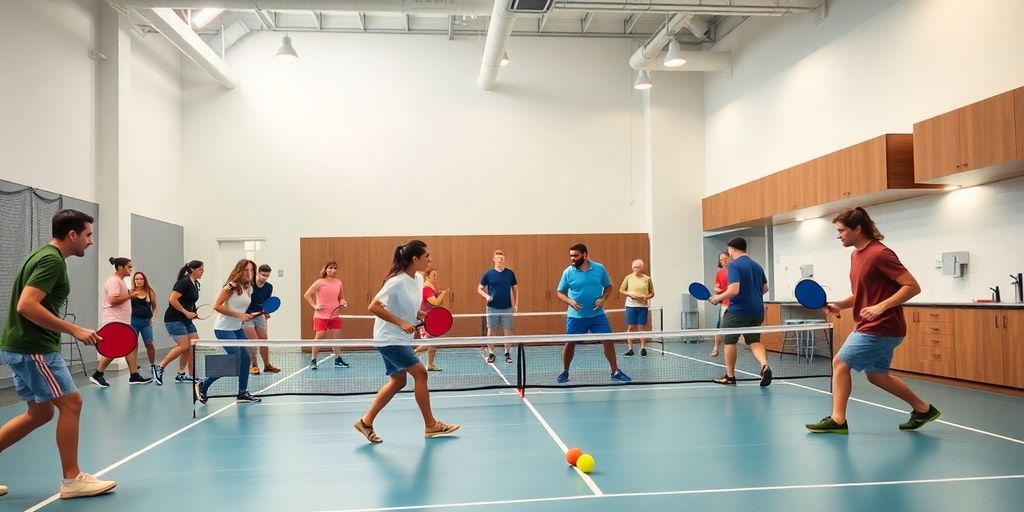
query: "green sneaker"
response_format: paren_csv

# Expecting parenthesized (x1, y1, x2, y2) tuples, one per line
(899, 404, 941, 431)
(805, 416, 848, 434)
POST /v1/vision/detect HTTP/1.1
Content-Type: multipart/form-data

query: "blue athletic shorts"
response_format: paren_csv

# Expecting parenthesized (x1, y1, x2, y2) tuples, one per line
(1, 350, 77, 403)
(625, 306, 649, 326)
(837, 331, 903, 374)
(165, 320, 197, 338)
(131, 317, 154, 344)
(566, 315, 613, 340)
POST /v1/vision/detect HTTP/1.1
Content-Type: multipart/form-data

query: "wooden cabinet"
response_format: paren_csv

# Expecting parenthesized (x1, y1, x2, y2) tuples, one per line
(914, 89, 1023, 186)
(899, 307, 957, 377)
(1016, 87, 1024, 159)
(831, 312, 855, 354)
(954, 308, 1024, 388)
(1004, 310, 1024, 388)
(702, 134, 934, 231)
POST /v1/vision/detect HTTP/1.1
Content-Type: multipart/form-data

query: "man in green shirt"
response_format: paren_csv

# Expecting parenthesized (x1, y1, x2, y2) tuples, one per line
(0, 209, 116, 499)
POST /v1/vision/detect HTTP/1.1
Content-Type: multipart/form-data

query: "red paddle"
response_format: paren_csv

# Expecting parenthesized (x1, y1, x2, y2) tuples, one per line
(95, 322, 137, 358)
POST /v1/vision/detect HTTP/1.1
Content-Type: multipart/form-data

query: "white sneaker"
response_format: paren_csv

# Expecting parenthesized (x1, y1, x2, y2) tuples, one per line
(59, 473, 116, 499)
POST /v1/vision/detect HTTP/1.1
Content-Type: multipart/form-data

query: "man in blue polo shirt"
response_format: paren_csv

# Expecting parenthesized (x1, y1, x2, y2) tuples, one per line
(555, 244, 631, 384)
(709, 237, 773, 387)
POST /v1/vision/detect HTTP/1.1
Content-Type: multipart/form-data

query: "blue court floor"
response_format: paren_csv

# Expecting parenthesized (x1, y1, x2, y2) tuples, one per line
(1, 350, 1023, 512)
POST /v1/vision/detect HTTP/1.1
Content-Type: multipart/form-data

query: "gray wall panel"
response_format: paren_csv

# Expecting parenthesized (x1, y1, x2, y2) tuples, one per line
(131, 214, 184, 350)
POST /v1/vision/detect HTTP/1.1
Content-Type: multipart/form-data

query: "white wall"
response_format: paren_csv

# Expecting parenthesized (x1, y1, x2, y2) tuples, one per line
(645, 72, 706, 329)
(705, 0, 1024, 193)
(182, 33, 656, 338)
(704, 0, 1024, 302)
(0, 0, 99, 200)
(774, 177, 1024, 302)
(125, 30, 184, 226)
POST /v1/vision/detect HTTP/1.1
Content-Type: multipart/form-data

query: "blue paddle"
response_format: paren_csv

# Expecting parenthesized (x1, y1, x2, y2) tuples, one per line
(794, 279, 831, 311)
(688, 282, 712, 301)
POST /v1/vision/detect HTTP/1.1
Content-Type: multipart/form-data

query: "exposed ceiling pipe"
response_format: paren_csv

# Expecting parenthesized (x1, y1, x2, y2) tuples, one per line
(477, 0, 516, 90)
(115, 0, 495, 15)
(628, 13, 707, 70)
(135, 7, 238, 88)
(553, 0, 824, 15)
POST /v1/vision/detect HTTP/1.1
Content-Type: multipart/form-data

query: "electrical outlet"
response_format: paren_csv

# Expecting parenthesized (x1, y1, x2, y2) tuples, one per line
(278, 269, 284, 277)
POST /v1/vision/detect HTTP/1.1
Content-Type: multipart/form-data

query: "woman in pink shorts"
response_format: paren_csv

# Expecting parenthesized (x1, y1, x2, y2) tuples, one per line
(303, 260, 349, 370)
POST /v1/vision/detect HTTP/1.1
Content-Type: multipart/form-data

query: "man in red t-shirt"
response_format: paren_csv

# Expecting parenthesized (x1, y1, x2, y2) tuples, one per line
(806, 207, 940, 434)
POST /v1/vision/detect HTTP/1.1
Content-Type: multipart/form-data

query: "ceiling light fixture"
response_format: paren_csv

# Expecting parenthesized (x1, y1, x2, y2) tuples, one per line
(275, 34, 298, 61)
(664, 40, 687, 67)
(633, 69, 652, 90)
(500, 51, 510, 66)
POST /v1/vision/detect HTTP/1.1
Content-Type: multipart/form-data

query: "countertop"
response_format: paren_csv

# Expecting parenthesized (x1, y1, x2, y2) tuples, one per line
(765, 300, 1024, 309)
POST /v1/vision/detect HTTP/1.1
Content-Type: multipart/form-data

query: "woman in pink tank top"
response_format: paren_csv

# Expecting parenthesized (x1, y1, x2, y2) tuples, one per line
(302, 260, 349, 370)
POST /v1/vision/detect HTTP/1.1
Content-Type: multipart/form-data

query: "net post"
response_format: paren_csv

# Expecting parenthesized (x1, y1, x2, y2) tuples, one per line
(516, 341, 526, 393)
(192, 345, 197, 419)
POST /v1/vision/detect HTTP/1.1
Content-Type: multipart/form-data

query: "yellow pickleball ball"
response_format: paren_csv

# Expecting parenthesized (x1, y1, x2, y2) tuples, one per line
(576, 453, 595, 473)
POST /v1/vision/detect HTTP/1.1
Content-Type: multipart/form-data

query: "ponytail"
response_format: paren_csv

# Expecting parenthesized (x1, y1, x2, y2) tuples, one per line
(176, 260, 204, 281)
(381, 240, 427, 285)
(833, 207, 884, 241)
(109, 256, 131, 270)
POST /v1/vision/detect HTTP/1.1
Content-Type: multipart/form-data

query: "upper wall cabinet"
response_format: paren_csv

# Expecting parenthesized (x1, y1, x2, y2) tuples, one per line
(702, 134, 938, 231)
(914, 88, 1024, 186)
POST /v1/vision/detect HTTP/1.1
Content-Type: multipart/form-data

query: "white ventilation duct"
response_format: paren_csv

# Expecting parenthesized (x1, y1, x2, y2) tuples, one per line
(204, 19, 251, 56)
(477, 0, 516, 90)
(135, 7, 239, 88)
(629, 13, 708, 71)
(116, 0, 495, 15)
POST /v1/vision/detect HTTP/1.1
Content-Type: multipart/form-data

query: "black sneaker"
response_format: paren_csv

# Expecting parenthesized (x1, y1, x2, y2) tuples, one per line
(504, 352, 513, 364)
(153, 366, 164, 385)
(334, 357, 350, 368)
(623, 349, 634, 357)
(194, 382, 208, 404)
(486, 353, 496, 364)
(640, 348, 648, 357)
(899, 405, 941, 431)
(129, 373, 153, 385)
(805, 416, 849, 434)
(90, 372, 110, 388)
(760, 365, 773, 387)
(236, 391, 262, 404)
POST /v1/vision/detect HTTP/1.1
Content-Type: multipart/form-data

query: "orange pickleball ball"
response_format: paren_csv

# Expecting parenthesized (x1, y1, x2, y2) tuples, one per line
(566, 447, 583, 466)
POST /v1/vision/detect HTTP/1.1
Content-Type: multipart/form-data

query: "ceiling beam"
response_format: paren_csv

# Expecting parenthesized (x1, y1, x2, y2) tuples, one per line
(311, 11, 322, 30)
(624, 13, 639, 34)
(581, 12, 593, 33)
(356, 12, 365, 31)
(538, 12, 550, 33)
(255, 9, 276, 30)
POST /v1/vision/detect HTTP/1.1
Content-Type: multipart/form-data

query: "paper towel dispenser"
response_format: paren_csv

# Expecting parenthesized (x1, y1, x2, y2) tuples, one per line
(941, 252, 969, 277)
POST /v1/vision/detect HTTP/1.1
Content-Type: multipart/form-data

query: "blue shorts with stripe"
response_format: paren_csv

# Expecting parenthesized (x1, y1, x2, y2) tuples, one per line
(1, 350, 77, 403)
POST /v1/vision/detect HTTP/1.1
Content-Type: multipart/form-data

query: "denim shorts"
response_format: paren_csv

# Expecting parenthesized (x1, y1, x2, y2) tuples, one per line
(625, 306, 649, 326)
(1, 350, 77, 403)
(486, 307, 514, 330)
(165, 320, 197, 338)
(837, 331, 903, 374)
(131, 317, 155, 344)
(376, 345, 421, 376)
(241, 314, 268, 330)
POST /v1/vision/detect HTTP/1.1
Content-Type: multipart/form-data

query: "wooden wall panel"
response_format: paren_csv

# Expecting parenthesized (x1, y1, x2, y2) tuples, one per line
(300, 233, 651, 338)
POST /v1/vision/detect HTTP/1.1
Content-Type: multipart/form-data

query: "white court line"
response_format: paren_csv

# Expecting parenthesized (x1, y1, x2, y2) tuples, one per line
(25, 354, 332, 512)
(483, 356, 604, 496)
(311, 474, 1024, 512)
(782, 380, 1024, 445)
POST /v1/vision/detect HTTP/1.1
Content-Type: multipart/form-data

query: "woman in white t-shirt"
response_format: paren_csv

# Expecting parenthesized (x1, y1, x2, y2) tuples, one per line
(194, 259, 261, 404)
(92, 257, 151, 387)
(353, 240, 460, 444)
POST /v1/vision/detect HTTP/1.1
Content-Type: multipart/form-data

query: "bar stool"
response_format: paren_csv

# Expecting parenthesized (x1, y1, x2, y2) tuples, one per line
(800, 319, 828, 364)
(780, 319, 806, 361)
